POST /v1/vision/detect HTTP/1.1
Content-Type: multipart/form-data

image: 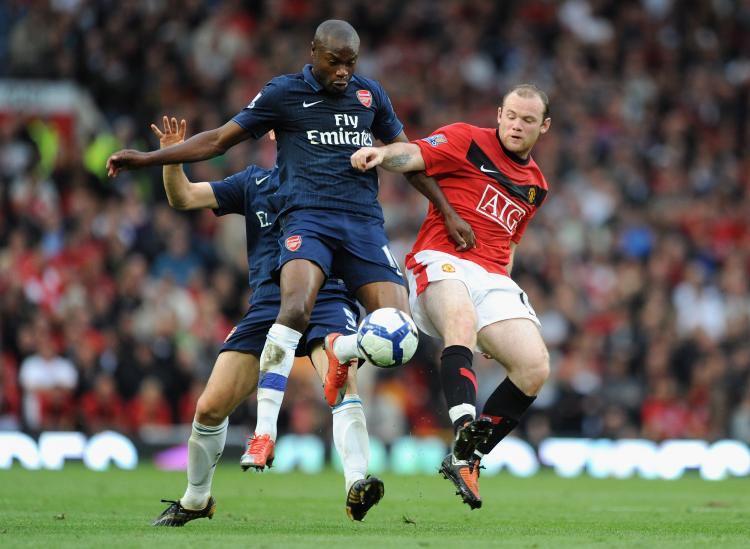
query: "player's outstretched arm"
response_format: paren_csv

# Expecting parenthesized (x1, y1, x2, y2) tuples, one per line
(151, 116, 218, 210)
(384, 131, 476, 252)
(350, 142, 425, 172)
(106, 119, 249, 178)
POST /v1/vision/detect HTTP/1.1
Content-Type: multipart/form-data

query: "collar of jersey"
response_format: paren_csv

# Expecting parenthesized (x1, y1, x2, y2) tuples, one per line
(302, 64, 323, 92)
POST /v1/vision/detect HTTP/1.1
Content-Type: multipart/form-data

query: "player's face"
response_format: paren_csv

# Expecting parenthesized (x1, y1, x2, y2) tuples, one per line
(497, 92, 550, 158)
(311, 42, 358, 94)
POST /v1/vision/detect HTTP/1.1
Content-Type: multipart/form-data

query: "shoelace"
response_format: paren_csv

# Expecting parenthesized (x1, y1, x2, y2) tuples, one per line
(159, 499, 182, 509)
(248, 435, 269, 454)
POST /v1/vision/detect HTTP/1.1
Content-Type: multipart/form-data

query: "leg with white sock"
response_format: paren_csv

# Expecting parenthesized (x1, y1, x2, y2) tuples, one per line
(182, 418, 228, 510)
(311, 345, 383, 520)
(254, 323, 302, 440)
(333, 392, 369, 493)
(241, 323, 302, 471)
(183, 350, 259, 508)
(152, 350, 258, 526)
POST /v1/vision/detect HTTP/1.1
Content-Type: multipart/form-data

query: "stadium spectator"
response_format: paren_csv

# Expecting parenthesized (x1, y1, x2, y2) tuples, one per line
(0, 1, 748, 455)
(128, 377, 173, 433)
(18, 324, 78, 432)
(78, 373, 127, 434)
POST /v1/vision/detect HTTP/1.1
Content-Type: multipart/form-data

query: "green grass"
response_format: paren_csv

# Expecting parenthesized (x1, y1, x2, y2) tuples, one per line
(1, 464, 749, 548)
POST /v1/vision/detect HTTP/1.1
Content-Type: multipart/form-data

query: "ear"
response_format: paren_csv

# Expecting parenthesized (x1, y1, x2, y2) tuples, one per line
(497, 107, 503, 125)
(539, 117, 551, 135)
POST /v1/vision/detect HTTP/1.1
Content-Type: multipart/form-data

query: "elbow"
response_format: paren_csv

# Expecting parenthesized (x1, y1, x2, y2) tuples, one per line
(167, 195, 190, 210)
(211, 140, 228, 156)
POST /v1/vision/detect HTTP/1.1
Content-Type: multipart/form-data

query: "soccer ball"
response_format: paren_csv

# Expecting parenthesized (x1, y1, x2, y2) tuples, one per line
(357, 307, 419, 368)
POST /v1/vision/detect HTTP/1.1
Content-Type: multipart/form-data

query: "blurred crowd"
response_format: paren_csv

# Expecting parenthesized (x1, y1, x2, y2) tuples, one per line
(1, 0, 750, 447)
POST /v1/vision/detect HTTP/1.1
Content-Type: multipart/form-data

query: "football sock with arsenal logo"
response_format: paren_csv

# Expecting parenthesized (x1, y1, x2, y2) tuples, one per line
(440, 345, 478, 432)
(474, 377, 536, 457)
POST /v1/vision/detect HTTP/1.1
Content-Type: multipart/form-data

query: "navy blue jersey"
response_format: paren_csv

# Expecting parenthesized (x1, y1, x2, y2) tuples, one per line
(231, 64, 403, 221)
(210, 165, 280, 298)
(210, 165, 350, 300)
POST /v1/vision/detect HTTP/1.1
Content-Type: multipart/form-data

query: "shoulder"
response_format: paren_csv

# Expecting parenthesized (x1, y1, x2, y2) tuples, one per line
(447, 122, 483, 135)
(254, 72, 302, 99)
(220, 165, 272, 188)
(419, 123, 475, 147)
(526, 157, 549, 190)
(268, 72, 304, 87)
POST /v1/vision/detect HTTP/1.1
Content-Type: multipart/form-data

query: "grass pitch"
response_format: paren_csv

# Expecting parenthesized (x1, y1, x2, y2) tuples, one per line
(1, 464, 749, 548)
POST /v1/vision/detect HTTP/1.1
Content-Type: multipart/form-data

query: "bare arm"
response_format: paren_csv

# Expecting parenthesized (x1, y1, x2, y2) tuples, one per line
(151, 117, 218, 210)
(351, 141, 425, 173)
(106, 120, 249, 177)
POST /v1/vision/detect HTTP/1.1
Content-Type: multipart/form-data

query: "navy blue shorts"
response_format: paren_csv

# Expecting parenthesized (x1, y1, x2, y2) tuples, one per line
(276, 209, 406, 292)
(220, 288, 359, 358)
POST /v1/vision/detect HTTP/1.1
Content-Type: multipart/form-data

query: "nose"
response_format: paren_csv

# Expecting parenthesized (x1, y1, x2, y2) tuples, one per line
(336, 66, 349, 79)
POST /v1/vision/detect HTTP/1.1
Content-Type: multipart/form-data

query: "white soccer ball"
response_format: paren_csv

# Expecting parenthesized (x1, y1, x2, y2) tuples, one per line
(357, 307, 419, 368)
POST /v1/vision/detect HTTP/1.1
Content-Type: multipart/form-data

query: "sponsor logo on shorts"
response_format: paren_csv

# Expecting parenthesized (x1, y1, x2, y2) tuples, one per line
(441, 263, 456, 273)
(422, 133, 448, 147)
(224, 326, 237, 343)
(356, 90, 372, 107)
(285, 235, 302, 251)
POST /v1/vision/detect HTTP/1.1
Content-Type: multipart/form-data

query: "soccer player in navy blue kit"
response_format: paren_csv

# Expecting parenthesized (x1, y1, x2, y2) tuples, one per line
(147, 118, 381, 525)
(107, 18, 474, 493)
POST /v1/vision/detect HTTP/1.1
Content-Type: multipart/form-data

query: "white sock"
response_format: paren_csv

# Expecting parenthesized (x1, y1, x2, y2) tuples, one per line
(448, 403, 476, 426)
(332, 394, 369, 493)
(182, 418, 228, 510)
(254, 323, 302, 440)
(333, 333, 362, 362)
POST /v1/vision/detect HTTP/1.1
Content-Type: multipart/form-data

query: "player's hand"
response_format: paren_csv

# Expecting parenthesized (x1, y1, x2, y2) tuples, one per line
(106, 149, 147, 178)
(351, 147, 384, 171)
(444, 211, 476, 251)
(150, 116, 186, 149)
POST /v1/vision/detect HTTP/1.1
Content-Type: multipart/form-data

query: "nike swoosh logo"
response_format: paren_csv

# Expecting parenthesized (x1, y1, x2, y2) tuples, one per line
(302, 100, 324, 108)
(255, 175, 270, 185)
(480, 165, 499, 174)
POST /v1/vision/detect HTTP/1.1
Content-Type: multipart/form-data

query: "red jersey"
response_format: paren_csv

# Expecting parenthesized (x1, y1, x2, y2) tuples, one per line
(407, 123, 548, 276)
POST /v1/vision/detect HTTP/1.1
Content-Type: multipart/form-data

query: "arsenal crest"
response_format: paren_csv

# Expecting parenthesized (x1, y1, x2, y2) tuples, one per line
(285, 235, 302, 251)
(356, 90, 372, 108)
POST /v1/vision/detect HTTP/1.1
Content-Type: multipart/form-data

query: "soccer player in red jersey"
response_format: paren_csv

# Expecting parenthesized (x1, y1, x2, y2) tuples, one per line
(351, 84, 552, 509)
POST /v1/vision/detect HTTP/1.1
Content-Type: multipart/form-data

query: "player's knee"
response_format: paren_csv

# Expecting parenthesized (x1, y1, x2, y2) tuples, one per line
(194, 395, 229, 426)
(442, 315, 477, 348)
(525, 346, 550, 394)
(278, 300, 313, 331)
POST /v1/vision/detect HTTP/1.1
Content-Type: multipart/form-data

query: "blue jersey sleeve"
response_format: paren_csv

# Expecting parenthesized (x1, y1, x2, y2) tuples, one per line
(371, 82, 403, 143)
(210, 173, 248, 216)
(231, 80, 284, 139)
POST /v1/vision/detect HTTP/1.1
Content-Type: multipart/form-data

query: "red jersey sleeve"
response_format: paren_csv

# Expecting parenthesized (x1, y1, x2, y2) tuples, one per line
(413, 123, 473, 177)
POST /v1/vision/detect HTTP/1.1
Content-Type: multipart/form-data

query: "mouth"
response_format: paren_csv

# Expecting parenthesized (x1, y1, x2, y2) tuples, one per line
(331, 81, 348, 92)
